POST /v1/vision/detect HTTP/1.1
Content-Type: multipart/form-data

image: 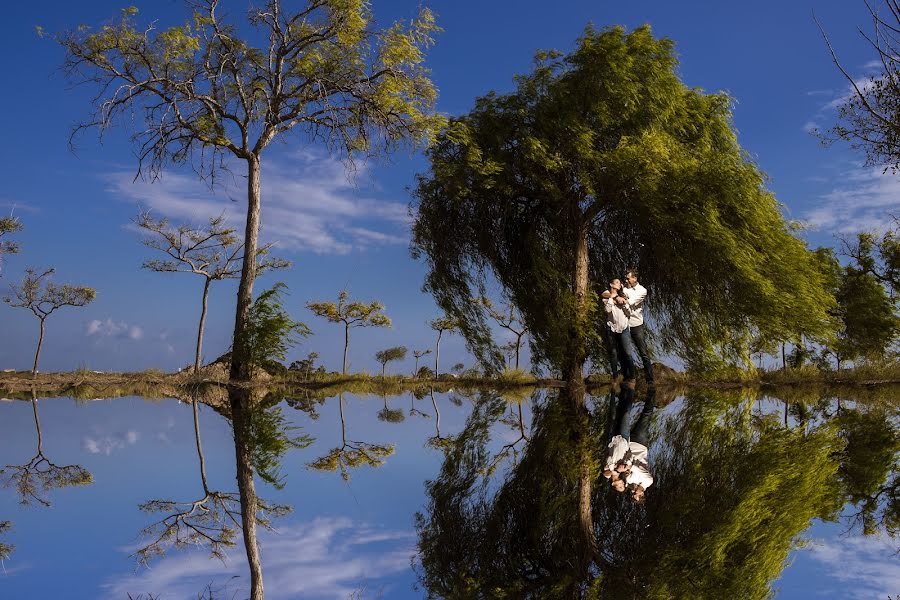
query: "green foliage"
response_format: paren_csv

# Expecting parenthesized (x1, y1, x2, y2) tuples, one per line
(307, 441, 395, 482)
(0, 521, 12, 561)
(307, 291, 391, 328)
(375, 346, 408, 375)
(243, 283, 311, 375)
(245, 405, 313, 490)
(0, 216, 23, 275)
(4, 267, 96, 317)
(412, 25, 836, 375)
(833, 267, 900, 363)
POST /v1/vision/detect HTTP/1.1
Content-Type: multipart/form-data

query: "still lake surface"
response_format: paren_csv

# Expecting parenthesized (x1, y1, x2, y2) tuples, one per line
(0, 386, 897, 599)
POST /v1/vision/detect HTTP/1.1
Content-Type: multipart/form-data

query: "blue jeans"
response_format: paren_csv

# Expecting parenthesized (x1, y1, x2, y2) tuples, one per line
(629, 324, 654, 382)
(606, 326, 635, 380)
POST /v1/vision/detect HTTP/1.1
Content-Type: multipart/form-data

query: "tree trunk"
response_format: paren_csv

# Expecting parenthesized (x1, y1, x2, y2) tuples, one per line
(192, 397, 209, 494)
(230, 156, 262, 383)
(381, 363, 386, 379)
(435, 331, 442, 377)
(195, 278, 212, 374)
(781, 342, 786, 371)
(515, 334, 522, 370)
(341, 323, 350, 375)
(32, 318, 45, 377)
(414, 356, 419, 376)
(228, 388, 265, 600)
(564, 221, 589, 396)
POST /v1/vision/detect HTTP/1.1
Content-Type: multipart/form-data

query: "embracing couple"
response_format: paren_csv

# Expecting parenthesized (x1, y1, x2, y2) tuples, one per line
(601, 269, 654, 384)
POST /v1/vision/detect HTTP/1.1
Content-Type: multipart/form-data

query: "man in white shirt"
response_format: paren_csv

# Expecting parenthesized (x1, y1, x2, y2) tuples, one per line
(602, 278, 635, 381)
(622, 268, 654, 384)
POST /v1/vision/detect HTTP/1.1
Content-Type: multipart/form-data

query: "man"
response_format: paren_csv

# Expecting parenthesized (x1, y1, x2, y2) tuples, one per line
(622, 268, 654, 384)
(602, 278, 635, 382)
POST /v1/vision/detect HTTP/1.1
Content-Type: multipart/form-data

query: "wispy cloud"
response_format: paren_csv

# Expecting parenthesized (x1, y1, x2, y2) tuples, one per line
(104, 151, 411, 255)
(101, 517, 415, 599)
(86, 318, 144, 341)
(803, 165, 900, 233)
(805, 534, 900, 599)
(82, 430, 140, 455)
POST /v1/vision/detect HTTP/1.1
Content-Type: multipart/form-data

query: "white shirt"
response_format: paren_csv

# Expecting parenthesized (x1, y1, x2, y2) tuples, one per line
(625, 442, 653, 490)
(623, 283, 647, 327)
(604, 435, 630, 475)
(604, 296, 631, 333)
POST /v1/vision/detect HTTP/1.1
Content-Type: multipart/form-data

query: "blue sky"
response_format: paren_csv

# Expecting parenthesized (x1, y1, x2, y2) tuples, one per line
(0, 0, 896, 373)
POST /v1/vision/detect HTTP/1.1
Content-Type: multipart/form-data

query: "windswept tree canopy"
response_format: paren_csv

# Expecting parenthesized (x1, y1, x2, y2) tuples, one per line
(412, 25, 835, 372)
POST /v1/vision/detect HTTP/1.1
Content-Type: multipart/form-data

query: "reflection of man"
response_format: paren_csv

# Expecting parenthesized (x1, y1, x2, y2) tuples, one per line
(625, 387, 656, 502)
(603, 384, 656, 502)
(603, 381, 635, 492)
(602, 278, 635, 382)
(622, 269, 653, 385)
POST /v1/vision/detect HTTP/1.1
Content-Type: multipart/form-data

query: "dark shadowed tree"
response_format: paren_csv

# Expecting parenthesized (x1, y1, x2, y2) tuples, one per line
(0, 215, 23, 277)
(412, 25, 836, 401)
(136, 210, 289, 373)
(307, 291, 391, 375)
(57, 0, 442, 384)
(842, 217, 900, 298)
(375, 345, 407, 378)
(3, 268, 95, 375)
(832, 266, 899, 365)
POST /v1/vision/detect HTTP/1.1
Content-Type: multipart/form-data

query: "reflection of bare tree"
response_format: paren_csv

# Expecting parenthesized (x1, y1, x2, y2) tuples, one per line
(135, 395, 290, 566)
(427, 387, 454, 450)
(308, 392, 394, 481)
(487, 400, 531, 474)
(0, 391, 92, 506)
(409, 390, 431, 419)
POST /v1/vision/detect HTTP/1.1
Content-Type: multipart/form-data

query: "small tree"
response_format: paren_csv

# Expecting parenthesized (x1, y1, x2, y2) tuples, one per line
(375, 346, 407, 378)
(4, 268, 95, 375)
(413, 349, 432, 375)
(306, 291, 391, 375)
(136, 210, 289, 373)
(243, 283, 311, 378)
(429, 317, 458, 377)
(289, 351, 319, 380)
(0, 521, 11, 561)
(478, 296, 529, 369)
(0, 215, 23, 277)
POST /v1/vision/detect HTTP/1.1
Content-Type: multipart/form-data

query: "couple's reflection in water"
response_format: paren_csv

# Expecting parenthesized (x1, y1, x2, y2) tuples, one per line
(414, 385, 899, 599)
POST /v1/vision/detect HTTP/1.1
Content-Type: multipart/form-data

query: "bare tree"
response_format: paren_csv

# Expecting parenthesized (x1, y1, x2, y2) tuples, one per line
(4, 268, 95, 376)
(413, 348, 432, 376)
(429, 317, 458, 377)
(307, 291, 391, 375)
(478, 296, 529, 370)
(0, 215, 23, 278)
(57, 1, 442, 385)
(136, 210, 289, 373)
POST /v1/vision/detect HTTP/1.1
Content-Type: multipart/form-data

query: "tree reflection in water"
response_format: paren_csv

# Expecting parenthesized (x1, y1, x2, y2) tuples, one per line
(415, 386, 893, 599)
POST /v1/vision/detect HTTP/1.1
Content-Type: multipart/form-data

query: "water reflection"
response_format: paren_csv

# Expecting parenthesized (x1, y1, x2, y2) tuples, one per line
(0, 383, 897, 598)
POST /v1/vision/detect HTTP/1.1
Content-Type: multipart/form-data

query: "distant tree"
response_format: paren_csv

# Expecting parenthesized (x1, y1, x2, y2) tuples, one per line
(289, 351, 319, 380)
(377, 392, 406, 423)
(0, 521, 11, 561)
(832, 267, 900, 366)
(57, 1, 442, 390)
(306, 291, 391, 375)
(4, 268, 95, 375)
(451, 362, 465, 374)
(429, 317, 458, 377)
(478, 296, 528, 369)
(413, 349, 432, 376)
(243, 283, 311, 378)
(375, 346, 407, 378)
(0, 215, 23, 277)
(136, 211, 289, 374)
(417, 365, 436, 380)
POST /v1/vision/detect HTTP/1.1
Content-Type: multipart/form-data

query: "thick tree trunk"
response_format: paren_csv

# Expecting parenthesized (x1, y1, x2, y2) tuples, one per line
(228, 388, 265, 600)
(195, 278, 211, 374)
(32, 318, 45, 377)
(192, 398, 209, 494)
(343, 323, 349, 375)
(781, 342, 786, 371)
(230, 156, 262, 382)
(515, 335, 522, 370)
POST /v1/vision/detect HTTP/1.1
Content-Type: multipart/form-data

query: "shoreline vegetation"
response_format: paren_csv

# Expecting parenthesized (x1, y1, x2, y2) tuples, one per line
(2, 361, 899, 401)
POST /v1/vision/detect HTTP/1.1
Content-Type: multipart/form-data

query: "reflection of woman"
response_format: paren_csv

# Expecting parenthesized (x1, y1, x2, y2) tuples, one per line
(603, 385, 656, 502)
(602, 278, 635, 381)
(624, 387, 656, 502)
(603, 382, 635, 492)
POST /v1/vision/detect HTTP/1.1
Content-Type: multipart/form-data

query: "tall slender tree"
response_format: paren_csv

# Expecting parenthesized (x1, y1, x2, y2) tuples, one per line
(306, 291, 391, 375)
(136, 210, 289, 373)
(375, 345, 407, 378)
(57, 0, 443, 385)
(4, 268, 95, 376)
(429, 317, 457, 377)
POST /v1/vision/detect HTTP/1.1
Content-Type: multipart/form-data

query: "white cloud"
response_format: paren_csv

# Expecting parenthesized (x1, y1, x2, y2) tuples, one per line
(100, 517, 415, 600)
(802, 120, 820, 134)
(822, 76, 885, 111)
(82, 430, 140, 455)
(803, 165, 900, 233)
(86, 319, 144, 341)
(105, 151, 411, 255)
(805, 534, 900, 599)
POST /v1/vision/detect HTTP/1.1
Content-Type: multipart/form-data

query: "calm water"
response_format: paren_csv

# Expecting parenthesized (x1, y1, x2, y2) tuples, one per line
(0, 386, 897, 599)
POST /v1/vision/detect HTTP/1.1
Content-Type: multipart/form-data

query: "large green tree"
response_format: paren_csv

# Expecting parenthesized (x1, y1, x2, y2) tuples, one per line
(58, 0, 442, 383)
(412, 25, 835, 395)
(833, 266, 900, 365)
